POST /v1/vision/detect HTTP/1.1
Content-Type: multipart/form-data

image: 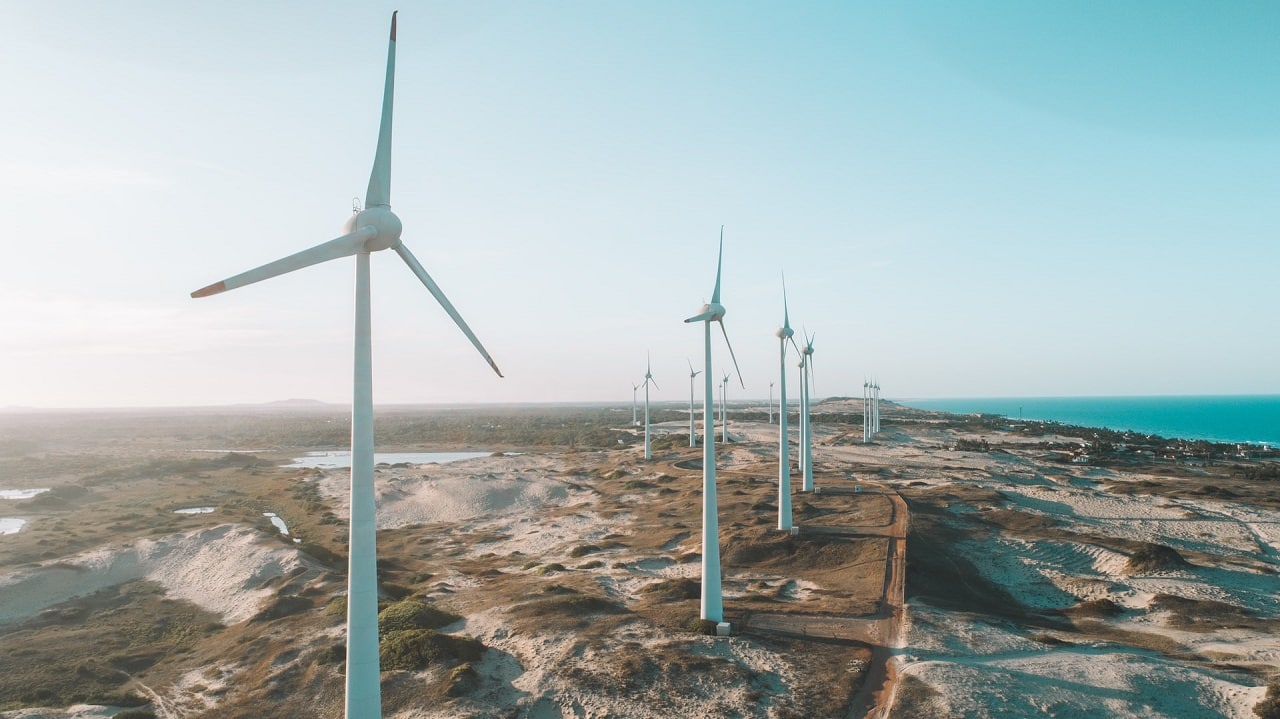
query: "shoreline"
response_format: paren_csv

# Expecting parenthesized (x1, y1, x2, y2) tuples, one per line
(893, 396, 1280, 451)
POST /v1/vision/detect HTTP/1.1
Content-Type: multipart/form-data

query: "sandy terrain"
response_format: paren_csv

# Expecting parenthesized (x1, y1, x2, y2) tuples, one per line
(1, 403, 1276, 718)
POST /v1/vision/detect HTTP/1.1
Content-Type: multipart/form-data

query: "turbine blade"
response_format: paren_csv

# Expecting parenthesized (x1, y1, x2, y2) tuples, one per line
(782, 272, 791, 329)
(717, 320, 744, 388)
(788, 336, 803, 358)
(710, 225, 724, 304)
(684, 311, 713, 323)
(394, 242, 503, 377)
(365, 11, 398, 209)
(650, 378, 660, 391)
(191, 227, 374, 298)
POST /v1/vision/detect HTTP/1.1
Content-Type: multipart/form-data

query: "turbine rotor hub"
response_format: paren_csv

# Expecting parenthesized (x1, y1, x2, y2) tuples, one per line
(343, 206, 403, 252)
(776, 326, 793, 339)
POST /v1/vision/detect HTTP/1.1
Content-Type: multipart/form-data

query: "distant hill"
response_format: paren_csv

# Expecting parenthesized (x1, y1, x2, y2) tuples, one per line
(261, 398, 334, 407)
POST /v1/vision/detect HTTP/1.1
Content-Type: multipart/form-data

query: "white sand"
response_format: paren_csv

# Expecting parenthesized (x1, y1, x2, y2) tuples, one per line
(314, 453, 587, 529)
(0, 524, 318, 625)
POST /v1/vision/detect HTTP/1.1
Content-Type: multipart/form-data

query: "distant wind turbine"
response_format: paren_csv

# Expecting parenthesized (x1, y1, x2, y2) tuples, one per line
(775, 279, 801, 531)
(189, 14, 501, 719)
(800, 332, 816, 492)
(683, 227, 742, 626)
(642, 354, 659, 460)
(863, 380, 871, 443)
(687, 359, 701, 448)
(632, 383, 641, 427)
(721, 372, 731, 443)
(768, 380, 775, 424)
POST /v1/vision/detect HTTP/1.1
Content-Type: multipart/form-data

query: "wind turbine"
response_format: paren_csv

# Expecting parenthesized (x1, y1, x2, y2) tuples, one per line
(800, 332, 816, 492)
(687, 359, 701, 448)
(863, 380, 871, 443)
(874, 379, 882, 434)
(775, 280, 801, 532)
(721, 372, 731, 443)
(683, 227, 742, 626)
(189, 14, 501, 719)
(642, 354, 659, 460)
(768, 380, 775, 424)
(632, 383, 641, 426)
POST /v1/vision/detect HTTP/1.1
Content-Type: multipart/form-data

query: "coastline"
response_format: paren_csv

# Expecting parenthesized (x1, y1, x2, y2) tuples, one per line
(897, 395, 1280, 448)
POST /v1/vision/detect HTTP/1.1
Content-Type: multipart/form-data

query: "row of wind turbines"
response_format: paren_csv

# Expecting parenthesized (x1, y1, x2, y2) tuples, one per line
(187, 12, 886, 717)
(641, 233, 885, 628)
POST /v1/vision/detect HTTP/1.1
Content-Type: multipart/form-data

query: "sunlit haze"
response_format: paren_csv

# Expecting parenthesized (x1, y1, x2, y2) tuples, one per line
(3, 2, 1278, 408)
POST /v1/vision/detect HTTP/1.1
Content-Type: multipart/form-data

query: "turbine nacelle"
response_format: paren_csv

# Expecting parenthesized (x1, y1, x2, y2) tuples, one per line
(685, 301, 726, 324)
(775, 325, 794, 340)
(343, 206, 403, 252)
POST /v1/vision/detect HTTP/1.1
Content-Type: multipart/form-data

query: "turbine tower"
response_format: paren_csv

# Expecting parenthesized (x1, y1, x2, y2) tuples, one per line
(768, 380, 774, 424)
(642, 354, 659, 460)
(800, 333, 816, 492)
(683, 227, 742, 625)
(189, 14, 501, 719)
(687, 359, 701, 448)
(775, 280, 801, 531)
(632, 383, 640, 426)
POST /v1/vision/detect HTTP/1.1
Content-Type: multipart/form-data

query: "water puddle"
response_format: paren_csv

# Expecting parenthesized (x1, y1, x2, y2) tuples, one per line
(1, 518, 26, 535)
(285, 451, 493, 469)
(175, 507, 216, 514)
(264, 512, 301, 543)
(0, 489, 50, 500)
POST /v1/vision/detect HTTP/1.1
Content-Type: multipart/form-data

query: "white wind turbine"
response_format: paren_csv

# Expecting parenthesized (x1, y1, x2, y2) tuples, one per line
(632, 382, 641, 426)
(768, 380, 775, 424)
(863, 380, 871, 443)
(800, 332, 816, 492)
(189, 14, 501, 719)
(775, 280, 802, 532)
(642, 354, 659, 460)
(874, 379, 882, 434)
(687, 359, 702, 448)
(720, 372, 731, 443)
(683, 227, 742, 626)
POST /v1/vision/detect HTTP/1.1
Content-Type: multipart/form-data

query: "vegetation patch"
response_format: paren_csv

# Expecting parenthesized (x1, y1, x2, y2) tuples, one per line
(1148, 594, 1253, 630)
(1126, 543, 1190, 573)
(0, 581, 219, 711)
(1063, 598, 1124, 619)
(1255, 682, 1280, 719)
(379, 629, 484, 672)
(377, 599, 462, 635)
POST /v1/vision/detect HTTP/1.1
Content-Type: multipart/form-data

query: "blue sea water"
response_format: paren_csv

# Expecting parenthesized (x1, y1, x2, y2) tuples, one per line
(898, 395, 1280, 447)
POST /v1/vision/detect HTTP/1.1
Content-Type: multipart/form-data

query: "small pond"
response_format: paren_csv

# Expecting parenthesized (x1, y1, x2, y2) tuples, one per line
(286, 451, 494, 469)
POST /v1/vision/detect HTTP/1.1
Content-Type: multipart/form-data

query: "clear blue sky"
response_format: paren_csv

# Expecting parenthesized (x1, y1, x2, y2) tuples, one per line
(2, 1, 1277, 408)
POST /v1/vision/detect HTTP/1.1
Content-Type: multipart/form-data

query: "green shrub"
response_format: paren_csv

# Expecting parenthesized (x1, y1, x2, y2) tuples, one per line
(253, 594, 311, 622)
(379, 629, 484, 671)
(377, 599, 461, 635)
(315, 643, 345, 665)
(380, 582, 414, 600)
(446, 663, 480, 697)
(686, 618, 718, 636)
(325, 596, 347, 618)
(568, 544, 601, 558)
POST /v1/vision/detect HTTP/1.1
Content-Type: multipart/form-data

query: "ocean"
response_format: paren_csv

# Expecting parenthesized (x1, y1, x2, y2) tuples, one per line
(897, 395, 1280, 447)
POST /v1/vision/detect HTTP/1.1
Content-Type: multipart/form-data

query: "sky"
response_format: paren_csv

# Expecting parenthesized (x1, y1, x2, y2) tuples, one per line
(2, 1, 1278, 408)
